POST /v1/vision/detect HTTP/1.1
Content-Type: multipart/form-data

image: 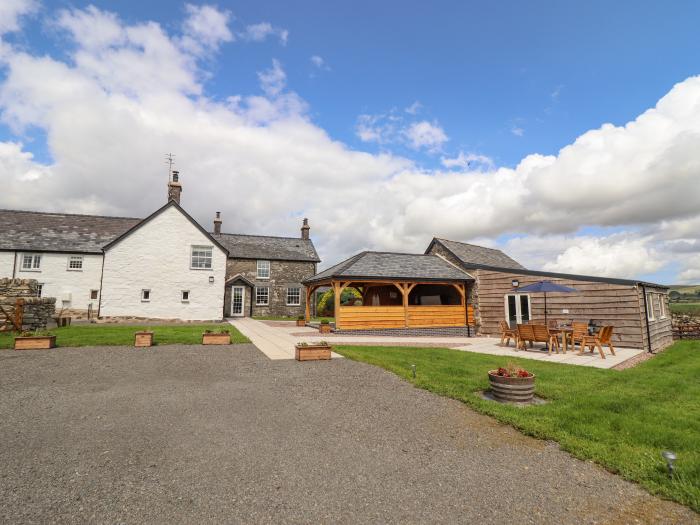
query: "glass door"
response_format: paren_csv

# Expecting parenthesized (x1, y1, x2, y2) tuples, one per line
(504, 294, 531, 327)
(231, 286, 245, 316)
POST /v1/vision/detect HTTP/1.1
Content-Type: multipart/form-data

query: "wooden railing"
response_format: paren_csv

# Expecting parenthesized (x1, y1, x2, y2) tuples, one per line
(337, 304, 469, 330)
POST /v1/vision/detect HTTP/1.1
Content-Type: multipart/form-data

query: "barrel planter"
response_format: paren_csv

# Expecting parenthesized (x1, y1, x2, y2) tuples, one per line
(488, 370, 535, 402)
(296, 318, 306, 327)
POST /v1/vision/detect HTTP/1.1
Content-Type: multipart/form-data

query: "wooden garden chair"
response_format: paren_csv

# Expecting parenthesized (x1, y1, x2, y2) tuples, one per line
(516, 323, 535, 350)
(569, 322, 588, 352)
(499, 320, 518, 347)
(532, 324, 561, 354)
(579, 325, 616, 359)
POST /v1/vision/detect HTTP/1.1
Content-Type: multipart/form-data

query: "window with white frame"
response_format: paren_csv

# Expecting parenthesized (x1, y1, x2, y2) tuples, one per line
(191, 246, 213, 269)
(21, 254, 41, 271)
(646, 292, 655, 321)
(257, 260, 270, 279)
(141, 289, 151, 302)
(659, 294, 667, 318)
(286, 287, 301, 306)
(256, 286, 269, 305)
(181, 290, 190, 302)
(68, 255, 83, 270)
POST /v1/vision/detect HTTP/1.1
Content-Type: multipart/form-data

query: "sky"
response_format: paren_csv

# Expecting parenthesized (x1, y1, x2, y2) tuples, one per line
(0, 0, 699, 284)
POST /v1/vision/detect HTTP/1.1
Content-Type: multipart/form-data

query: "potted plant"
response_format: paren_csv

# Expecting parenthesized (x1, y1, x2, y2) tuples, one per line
(319, 319, 332, 334)
(14, 330, 57, 350)
(487, 363, 535, 403)
(202, 328, 231, 345)
(134, 330, 155, 347)
(296, 315, 306, 327)
(294, 341, 332, 361)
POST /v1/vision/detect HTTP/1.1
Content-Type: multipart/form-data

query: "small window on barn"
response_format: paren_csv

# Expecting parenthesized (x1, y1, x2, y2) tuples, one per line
(257, 260, 270, 279)
(286, 287, 301, 306)
(256, 286, 269, 305)
(67, 255, 83, 271)
(191, 246, 213, 269)
(646, 293, 655, 321)
(90, 289, 99, 300)
(657, 294, 667, 319)
(181, 290, 190, 302)
(141, 289, 151, 302)
(36, 283, 43, 297)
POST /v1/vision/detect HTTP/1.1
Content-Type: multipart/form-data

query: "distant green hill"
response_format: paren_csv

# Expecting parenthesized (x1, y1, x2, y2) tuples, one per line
(669, 285, 700, 294)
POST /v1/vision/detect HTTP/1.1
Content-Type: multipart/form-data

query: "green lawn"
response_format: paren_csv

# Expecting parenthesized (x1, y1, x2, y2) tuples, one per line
(334, 342, 700, 511)
(0, 324, 249, 349)
(670, 302, 700, 316)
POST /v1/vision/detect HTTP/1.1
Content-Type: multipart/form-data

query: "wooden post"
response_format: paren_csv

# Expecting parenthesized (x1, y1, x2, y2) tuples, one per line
(305, 286, 312, 322)
(333, 281, 341, 329)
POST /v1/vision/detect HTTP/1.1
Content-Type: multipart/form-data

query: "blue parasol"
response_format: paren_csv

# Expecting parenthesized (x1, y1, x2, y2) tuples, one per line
(512, 280, 577, 324)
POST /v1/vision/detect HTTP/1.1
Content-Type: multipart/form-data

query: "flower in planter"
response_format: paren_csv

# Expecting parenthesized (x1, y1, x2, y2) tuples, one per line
(217, 329, 230, 334)
(493, 362, 532, 378)
(297, 315, 305, 320)
(320, 319, 330, 325)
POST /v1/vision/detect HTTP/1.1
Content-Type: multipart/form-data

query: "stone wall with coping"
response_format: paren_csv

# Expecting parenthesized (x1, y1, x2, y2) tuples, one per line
(0, 278, 56, 330)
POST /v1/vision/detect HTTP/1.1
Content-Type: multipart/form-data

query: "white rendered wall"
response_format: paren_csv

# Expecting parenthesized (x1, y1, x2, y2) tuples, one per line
(100, 206, 226, 320)
(15, 252, 103, 311)
(0, 251, 15, 277)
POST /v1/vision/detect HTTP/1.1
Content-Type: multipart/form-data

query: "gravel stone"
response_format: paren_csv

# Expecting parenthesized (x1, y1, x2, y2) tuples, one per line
(0, 344, 696, 524)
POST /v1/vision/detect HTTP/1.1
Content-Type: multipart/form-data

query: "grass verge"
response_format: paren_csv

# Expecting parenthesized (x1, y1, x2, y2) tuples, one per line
(0, 324, 249, 349)
(334, 342, 700, 512)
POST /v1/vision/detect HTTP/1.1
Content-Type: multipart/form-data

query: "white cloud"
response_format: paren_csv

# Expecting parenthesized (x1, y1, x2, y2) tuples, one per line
(257, 59, 286, 97)
(0, 4, 699, 282)
(510, 124, 524, 136)
(404, 121, 448, 152)
(441, 151, 494, 170)
(310, 55, 330, 72)
(405, 101, 422, 115)
(181, 3, 233, 56)
(0, 0, 37, 35)
(238, 22, 288, 45)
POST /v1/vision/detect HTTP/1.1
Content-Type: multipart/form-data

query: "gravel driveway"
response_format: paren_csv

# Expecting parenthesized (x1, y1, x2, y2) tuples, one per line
(0, 344, 696, 524)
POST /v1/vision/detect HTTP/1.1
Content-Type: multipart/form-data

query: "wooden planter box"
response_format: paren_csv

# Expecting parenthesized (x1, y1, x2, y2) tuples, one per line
(296, 319, 306, 327)
(295, 344, 332, 361)
(488, 371, 535, 403)
(319, 324, 332, 334)
(14, 335, 56, 350)
(134, 331, 154, 347)
(202, 332, 231, 345)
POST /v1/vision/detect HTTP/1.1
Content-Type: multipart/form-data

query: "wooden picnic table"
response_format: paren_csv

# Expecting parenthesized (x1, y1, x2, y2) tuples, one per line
(549, 327, 573, 353)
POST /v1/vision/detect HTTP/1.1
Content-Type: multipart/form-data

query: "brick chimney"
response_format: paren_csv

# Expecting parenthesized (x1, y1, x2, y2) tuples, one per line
(168, 170, 182, 204)
(301, 218, 310, 240)
(213, 211, 222, 234)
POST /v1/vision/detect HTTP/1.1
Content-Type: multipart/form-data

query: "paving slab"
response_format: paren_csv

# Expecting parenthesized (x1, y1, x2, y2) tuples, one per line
(230, 318, 643, 368)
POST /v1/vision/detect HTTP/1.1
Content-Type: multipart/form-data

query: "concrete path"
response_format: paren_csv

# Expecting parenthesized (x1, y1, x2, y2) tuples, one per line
(228, 318, 643, 368)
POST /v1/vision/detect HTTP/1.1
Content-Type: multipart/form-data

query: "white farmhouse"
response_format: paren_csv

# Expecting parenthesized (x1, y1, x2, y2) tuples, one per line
(100, 201, 227, 320)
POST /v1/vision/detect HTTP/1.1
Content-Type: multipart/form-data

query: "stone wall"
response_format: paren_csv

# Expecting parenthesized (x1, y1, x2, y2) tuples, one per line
(224, 259, 316, 318)
(0, 278, 56, 330)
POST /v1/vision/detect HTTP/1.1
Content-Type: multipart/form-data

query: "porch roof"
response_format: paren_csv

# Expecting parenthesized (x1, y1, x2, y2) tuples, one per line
(303, 251, 474, 284)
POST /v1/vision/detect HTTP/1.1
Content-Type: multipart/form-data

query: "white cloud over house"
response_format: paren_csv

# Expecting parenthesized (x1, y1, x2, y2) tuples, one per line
(0, 3, 699, 283)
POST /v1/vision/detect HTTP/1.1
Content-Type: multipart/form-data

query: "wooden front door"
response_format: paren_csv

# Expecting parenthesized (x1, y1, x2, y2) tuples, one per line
(231, 286, 245, 317)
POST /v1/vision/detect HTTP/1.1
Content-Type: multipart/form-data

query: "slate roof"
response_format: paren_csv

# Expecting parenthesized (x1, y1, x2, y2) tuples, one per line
(0, 209, 140, 254)
(213, 233, 320, 262)
(304, 251, 472, 283)
(428, 238, 525, 270)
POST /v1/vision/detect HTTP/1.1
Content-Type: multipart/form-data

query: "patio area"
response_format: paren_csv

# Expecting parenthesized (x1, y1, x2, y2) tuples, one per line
(230, 318, 643, 369)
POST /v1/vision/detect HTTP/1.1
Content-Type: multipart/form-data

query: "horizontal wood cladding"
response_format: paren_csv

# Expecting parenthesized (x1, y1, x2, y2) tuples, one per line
(475, 269, 646, 349)
(337, 305, 467, 330)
